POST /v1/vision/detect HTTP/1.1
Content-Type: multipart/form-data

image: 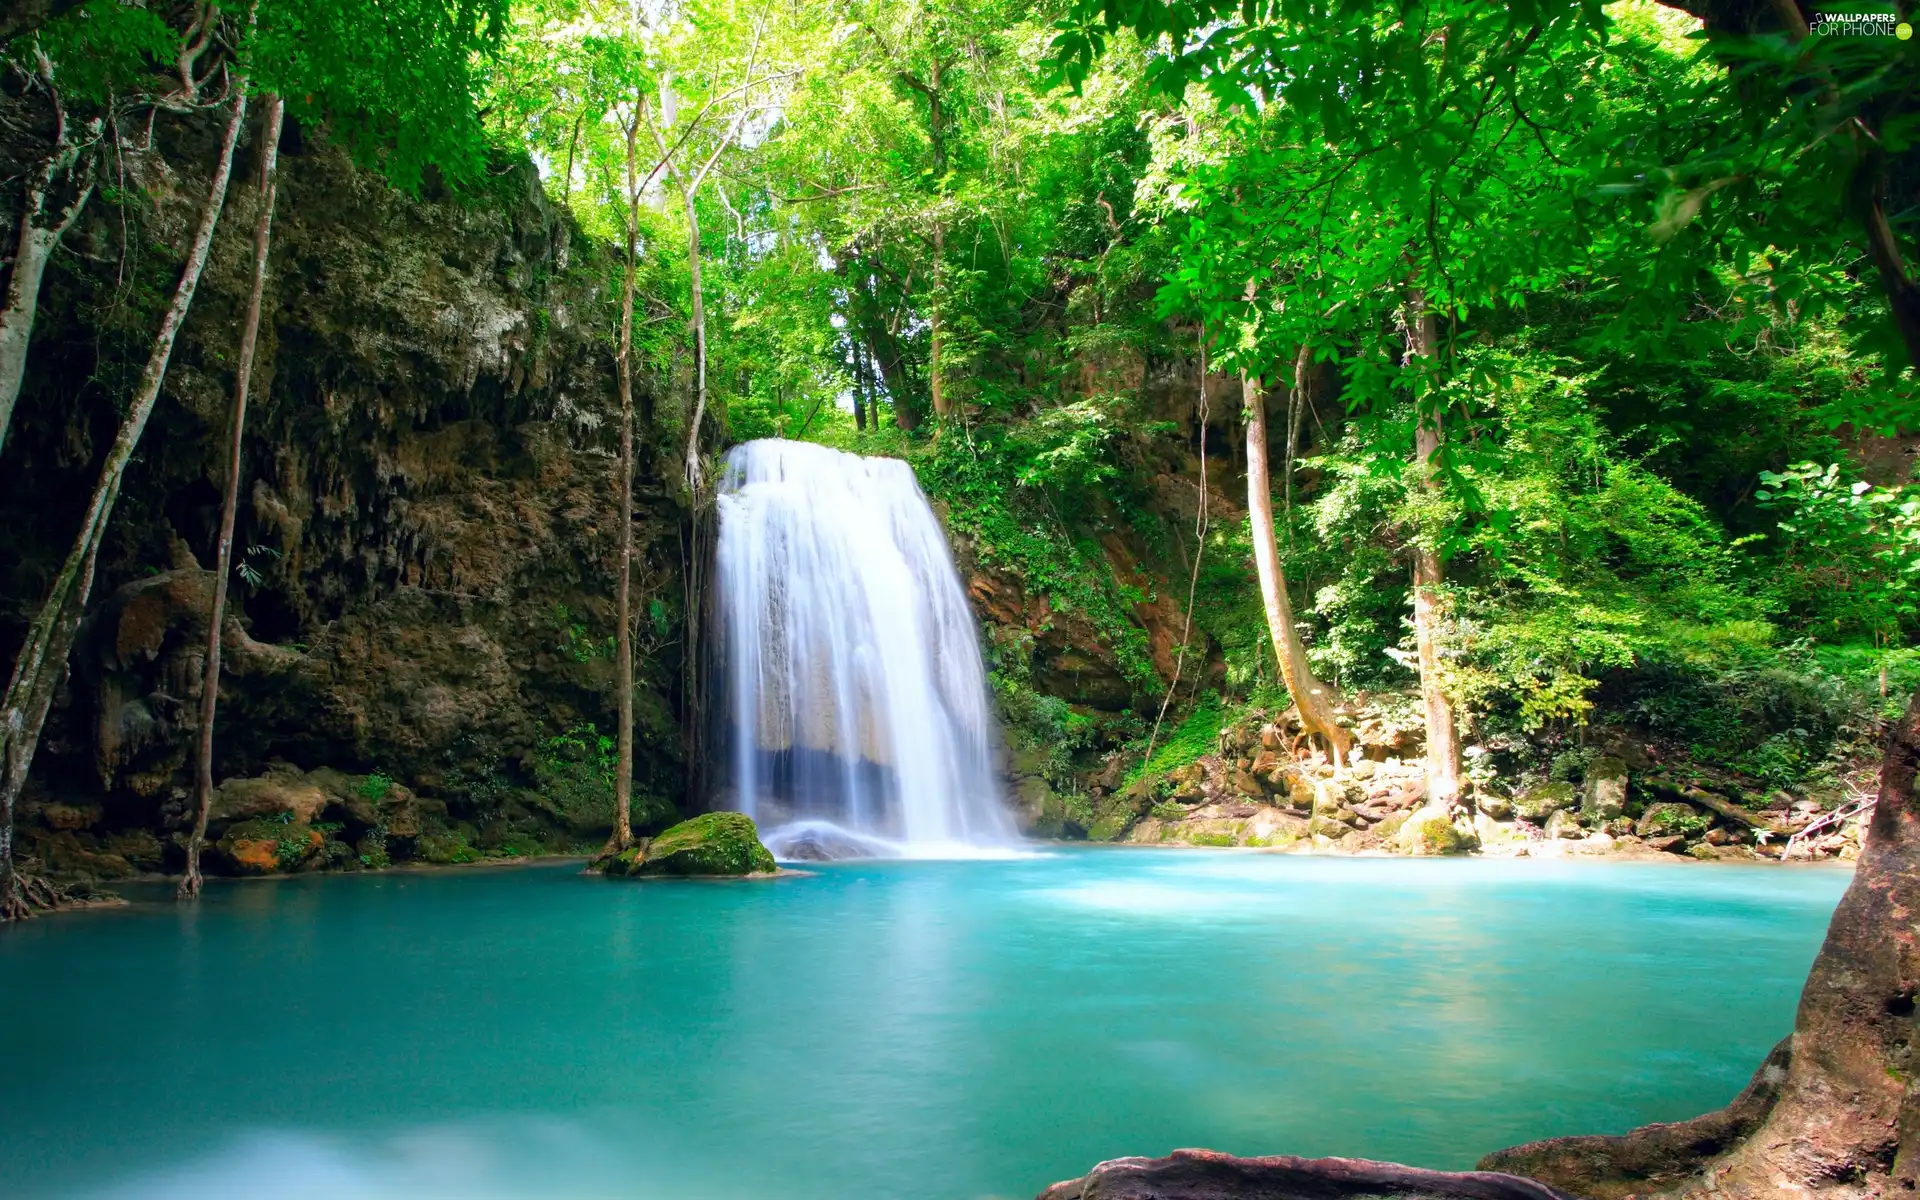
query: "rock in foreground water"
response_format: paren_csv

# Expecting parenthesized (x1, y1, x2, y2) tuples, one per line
(600, 813, 777, 878)
(1038, 1151, 1578, 1200)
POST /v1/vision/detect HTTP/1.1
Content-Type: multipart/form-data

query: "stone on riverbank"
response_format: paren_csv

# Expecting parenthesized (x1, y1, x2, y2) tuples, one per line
(1513, 781, 1576, 823)
(1582, 756, 1629, 820)
(1396, 806, 1478, 856)
(600, 812, 777, 878)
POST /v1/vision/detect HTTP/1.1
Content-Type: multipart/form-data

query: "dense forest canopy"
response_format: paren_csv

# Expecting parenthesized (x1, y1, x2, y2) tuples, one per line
(464, 0, 1920, 790)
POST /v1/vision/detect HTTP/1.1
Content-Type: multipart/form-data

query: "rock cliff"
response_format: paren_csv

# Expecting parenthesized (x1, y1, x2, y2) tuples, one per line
(0, 107, 690, 879)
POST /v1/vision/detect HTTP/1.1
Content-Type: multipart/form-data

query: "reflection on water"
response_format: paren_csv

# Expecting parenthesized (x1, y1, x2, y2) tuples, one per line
(0, 852, 1850, 1199)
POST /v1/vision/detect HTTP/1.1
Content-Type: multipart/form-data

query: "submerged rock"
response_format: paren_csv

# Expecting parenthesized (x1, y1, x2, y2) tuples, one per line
(601, 813, 777, 878)
(766, 824, 878, 861)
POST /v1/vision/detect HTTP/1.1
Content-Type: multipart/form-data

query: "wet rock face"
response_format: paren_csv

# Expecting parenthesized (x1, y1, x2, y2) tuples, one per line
(1, 109, 689, 876)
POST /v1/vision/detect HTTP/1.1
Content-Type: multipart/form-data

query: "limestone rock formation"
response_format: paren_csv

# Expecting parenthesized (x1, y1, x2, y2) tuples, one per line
(1, 108, 688, 880)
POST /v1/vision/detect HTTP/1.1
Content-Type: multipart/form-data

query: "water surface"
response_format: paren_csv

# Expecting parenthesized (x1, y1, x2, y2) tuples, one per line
(0, 850, 1850, 1198)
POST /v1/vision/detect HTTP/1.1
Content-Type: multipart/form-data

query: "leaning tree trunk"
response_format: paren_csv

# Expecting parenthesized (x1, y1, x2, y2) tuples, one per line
(0, 52, 95, 460)
(1244, 369, 1351, 764)
(181, 93, 283, 900)
(603, 121, 643, 858)
(1483, 688, 1920, 1199)
(0, 87, 248, 920)
(1404, 295, 1462, 812)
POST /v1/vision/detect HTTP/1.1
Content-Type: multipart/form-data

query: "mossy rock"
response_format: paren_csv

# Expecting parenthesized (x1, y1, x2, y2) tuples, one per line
(1087, 784, 1152, 842)
(603, 812, 776, 878)
(213, 818, 321, 875)
(1396, 807, 1479, 856)
(1512, 780, 1576, 823)
(416, 828, 480, 864)
(1637, 801, 1708, 839)
(1581, 755, 1629, 819)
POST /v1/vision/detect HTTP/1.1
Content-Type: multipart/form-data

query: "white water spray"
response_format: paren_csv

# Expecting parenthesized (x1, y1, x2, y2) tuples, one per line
(713, 439, 1015, 858)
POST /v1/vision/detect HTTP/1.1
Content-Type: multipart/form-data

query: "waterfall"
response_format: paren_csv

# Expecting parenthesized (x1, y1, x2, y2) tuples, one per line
(712, 439, 1016, 858)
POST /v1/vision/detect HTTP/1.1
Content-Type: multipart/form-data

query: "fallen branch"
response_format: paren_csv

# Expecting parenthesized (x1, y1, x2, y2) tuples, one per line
(1784, 790, 1874, 860)
(1644, 776, 1784, 835)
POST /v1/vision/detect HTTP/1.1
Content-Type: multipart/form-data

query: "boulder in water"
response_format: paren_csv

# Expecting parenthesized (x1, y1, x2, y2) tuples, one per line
(766, 824, 880, 862)
(601, 812, 777, 878)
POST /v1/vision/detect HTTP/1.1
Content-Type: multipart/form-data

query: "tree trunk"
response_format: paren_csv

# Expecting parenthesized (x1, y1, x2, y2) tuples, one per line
(929, 219, 946, 421)
(1, 86, 248, 920)
(0, 55, 94, 460)
(1405, 295, 1462, 811)
(853, 339, 868, 431)
(1244, 369, 1351, 763)
(181, 94, 282, 900)
(604, 119, 642, 858)
(681, 186, 708, 493)
(1483, 689, 1920, 1199)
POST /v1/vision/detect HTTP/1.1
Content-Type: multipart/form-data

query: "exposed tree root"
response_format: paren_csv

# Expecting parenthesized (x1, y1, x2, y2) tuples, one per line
(1481, 689, 1920, 1200)
(1478, 1038, 1792, 1199)
(1038, 1151, 1580, 1200)
(1, 870, 71, 922)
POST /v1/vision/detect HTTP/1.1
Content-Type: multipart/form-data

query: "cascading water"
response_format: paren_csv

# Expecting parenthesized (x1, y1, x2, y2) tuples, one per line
(712, 439, 1016, 858)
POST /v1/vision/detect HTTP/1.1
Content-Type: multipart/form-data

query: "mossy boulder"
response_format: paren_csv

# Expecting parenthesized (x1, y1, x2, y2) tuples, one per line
(1512, 780, 1576, 823)
(1088, 784, 1153, 841)
(212, 818, 322, 875)
(1581, 755, 1629, 820)
(603, 812, 776, 878)
(1395, 807, 1479, 856)
(416, 826, 481, 864)
(1637, 801, 1708, 839)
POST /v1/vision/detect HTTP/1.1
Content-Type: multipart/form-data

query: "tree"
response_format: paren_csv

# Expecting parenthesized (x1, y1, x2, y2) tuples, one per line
(1244, 365, 1352, 763)
(180, 94, 285, 900)
(0, 45, 99, 460)
(1403, 295, 1461, 811)
(0, 39, 251, 920)
(641, 1, 801, 490)
(0, 0, 509, 917)
(1482, 688, 1920, 1197)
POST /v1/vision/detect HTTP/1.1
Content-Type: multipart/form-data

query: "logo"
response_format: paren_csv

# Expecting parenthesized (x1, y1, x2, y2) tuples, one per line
(1810, 9, 1905, 37)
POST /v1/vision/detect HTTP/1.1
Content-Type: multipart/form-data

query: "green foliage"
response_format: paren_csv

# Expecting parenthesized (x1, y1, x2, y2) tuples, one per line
(983, 627, 1101, 791)
(358, 824, 392, 870)
(418, 827, 481, 864)
(273, 829, 312, 868)
(1627, 649, 1878, 790)
(534, 722, 619, 828)
(549, 604, 613, 664)
(1757, 463, 1920, 647)
(357, 772, 393, 805)
(1126, 692, 1223, 790)
(915, 431, 1159, 691)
